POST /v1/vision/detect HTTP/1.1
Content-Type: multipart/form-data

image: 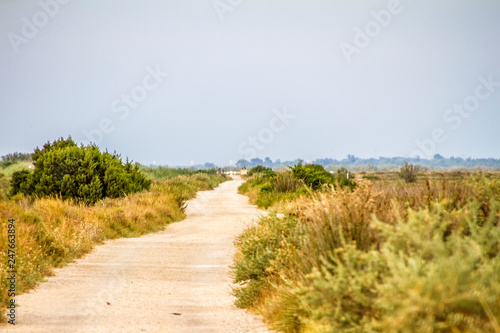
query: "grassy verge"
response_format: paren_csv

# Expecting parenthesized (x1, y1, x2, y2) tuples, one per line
(238, 171, 306, 209)
(233, 171, 500, 332)
(0, 172, 227, 322)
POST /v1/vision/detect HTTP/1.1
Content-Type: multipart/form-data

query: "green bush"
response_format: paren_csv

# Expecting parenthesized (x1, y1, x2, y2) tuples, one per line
(336, 167, 356, 190)
(291, 162, 355, 191)
(240, 163, 356, 209)
(10, 137, 151, 204)
(290, 162, 336, 190)
(248, 165, 276, 178)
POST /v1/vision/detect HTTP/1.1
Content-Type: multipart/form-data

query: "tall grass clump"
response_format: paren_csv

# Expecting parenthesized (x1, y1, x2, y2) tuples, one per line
(232, 173, 500, 332)
(0, 172, 227, 322)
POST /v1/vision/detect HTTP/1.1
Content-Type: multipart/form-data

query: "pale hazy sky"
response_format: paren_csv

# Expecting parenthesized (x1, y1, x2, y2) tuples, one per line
(1, 0, 499, 166)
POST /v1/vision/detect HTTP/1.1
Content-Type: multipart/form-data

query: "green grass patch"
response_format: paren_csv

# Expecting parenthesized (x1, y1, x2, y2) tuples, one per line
(0, 161, 31, 177)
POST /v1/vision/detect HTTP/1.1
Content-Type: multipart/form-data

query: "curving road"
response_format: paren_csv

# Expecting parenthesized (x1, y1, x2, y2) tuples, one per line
(5, 176, 270, 333)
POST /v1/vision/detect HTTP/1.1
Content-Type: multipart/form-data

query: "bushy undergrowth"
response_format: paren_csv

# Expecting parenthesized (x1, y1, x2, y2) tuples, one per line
(0, 173, 227, 321)
(232, 173, 500, 332)
(239, 163, 355, 209)
(10, 137, 151, 204)
(0, 174, 9, 202)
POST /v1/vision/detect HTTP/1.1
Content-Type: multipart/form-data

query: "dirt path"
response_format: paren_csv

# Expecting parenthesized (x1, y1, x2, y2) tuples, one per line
(6, 176, 270, 332)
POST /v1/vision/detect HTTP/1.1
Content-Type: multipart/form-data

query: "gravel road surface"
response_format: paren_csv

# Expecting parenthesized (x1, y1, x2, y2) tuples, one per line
(5, 176, 270, 333)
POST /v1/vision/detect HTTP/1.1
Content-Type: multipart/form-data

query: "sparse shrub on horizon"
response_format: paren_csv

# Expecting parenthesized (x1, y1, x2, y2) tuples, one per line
(400, 161, 419, 183)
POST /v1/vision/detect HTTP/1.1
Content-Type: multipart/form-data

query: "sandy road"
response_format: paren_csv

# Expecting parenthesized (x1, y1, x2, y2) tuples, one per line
(6, 176, 270, 332)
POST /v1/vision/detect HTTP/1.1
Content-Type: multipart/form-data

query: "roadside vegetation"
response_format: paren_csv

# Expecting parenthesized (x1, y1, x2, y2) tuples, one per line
(10, 138, 151, 205)
(233, 164, 500, 332)
(0, 140, 227, 321)
(238, 162, 355, 209)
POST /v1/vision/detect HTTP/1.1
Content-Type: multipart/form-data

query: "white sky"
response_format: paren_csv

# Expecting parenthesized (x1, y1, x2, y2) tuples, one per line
(1, 0, 499, 166)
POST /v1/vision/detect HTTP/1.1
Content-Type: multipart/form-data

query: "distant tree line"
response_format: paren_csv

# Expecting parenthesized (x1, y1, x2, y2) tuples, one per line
(0, 152, 32, 168)
(10, 137, 151, 204)
(234, 154, 500, 170)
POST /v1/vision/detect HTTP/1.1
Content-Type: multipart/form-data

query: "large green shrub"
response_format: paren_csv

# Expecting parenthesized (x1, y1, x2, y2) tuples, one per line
(248, 165, 276, 178)
(291, 162, 335, 190)
(10, 137, 151, 204)
(239, 163, 356, 209)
